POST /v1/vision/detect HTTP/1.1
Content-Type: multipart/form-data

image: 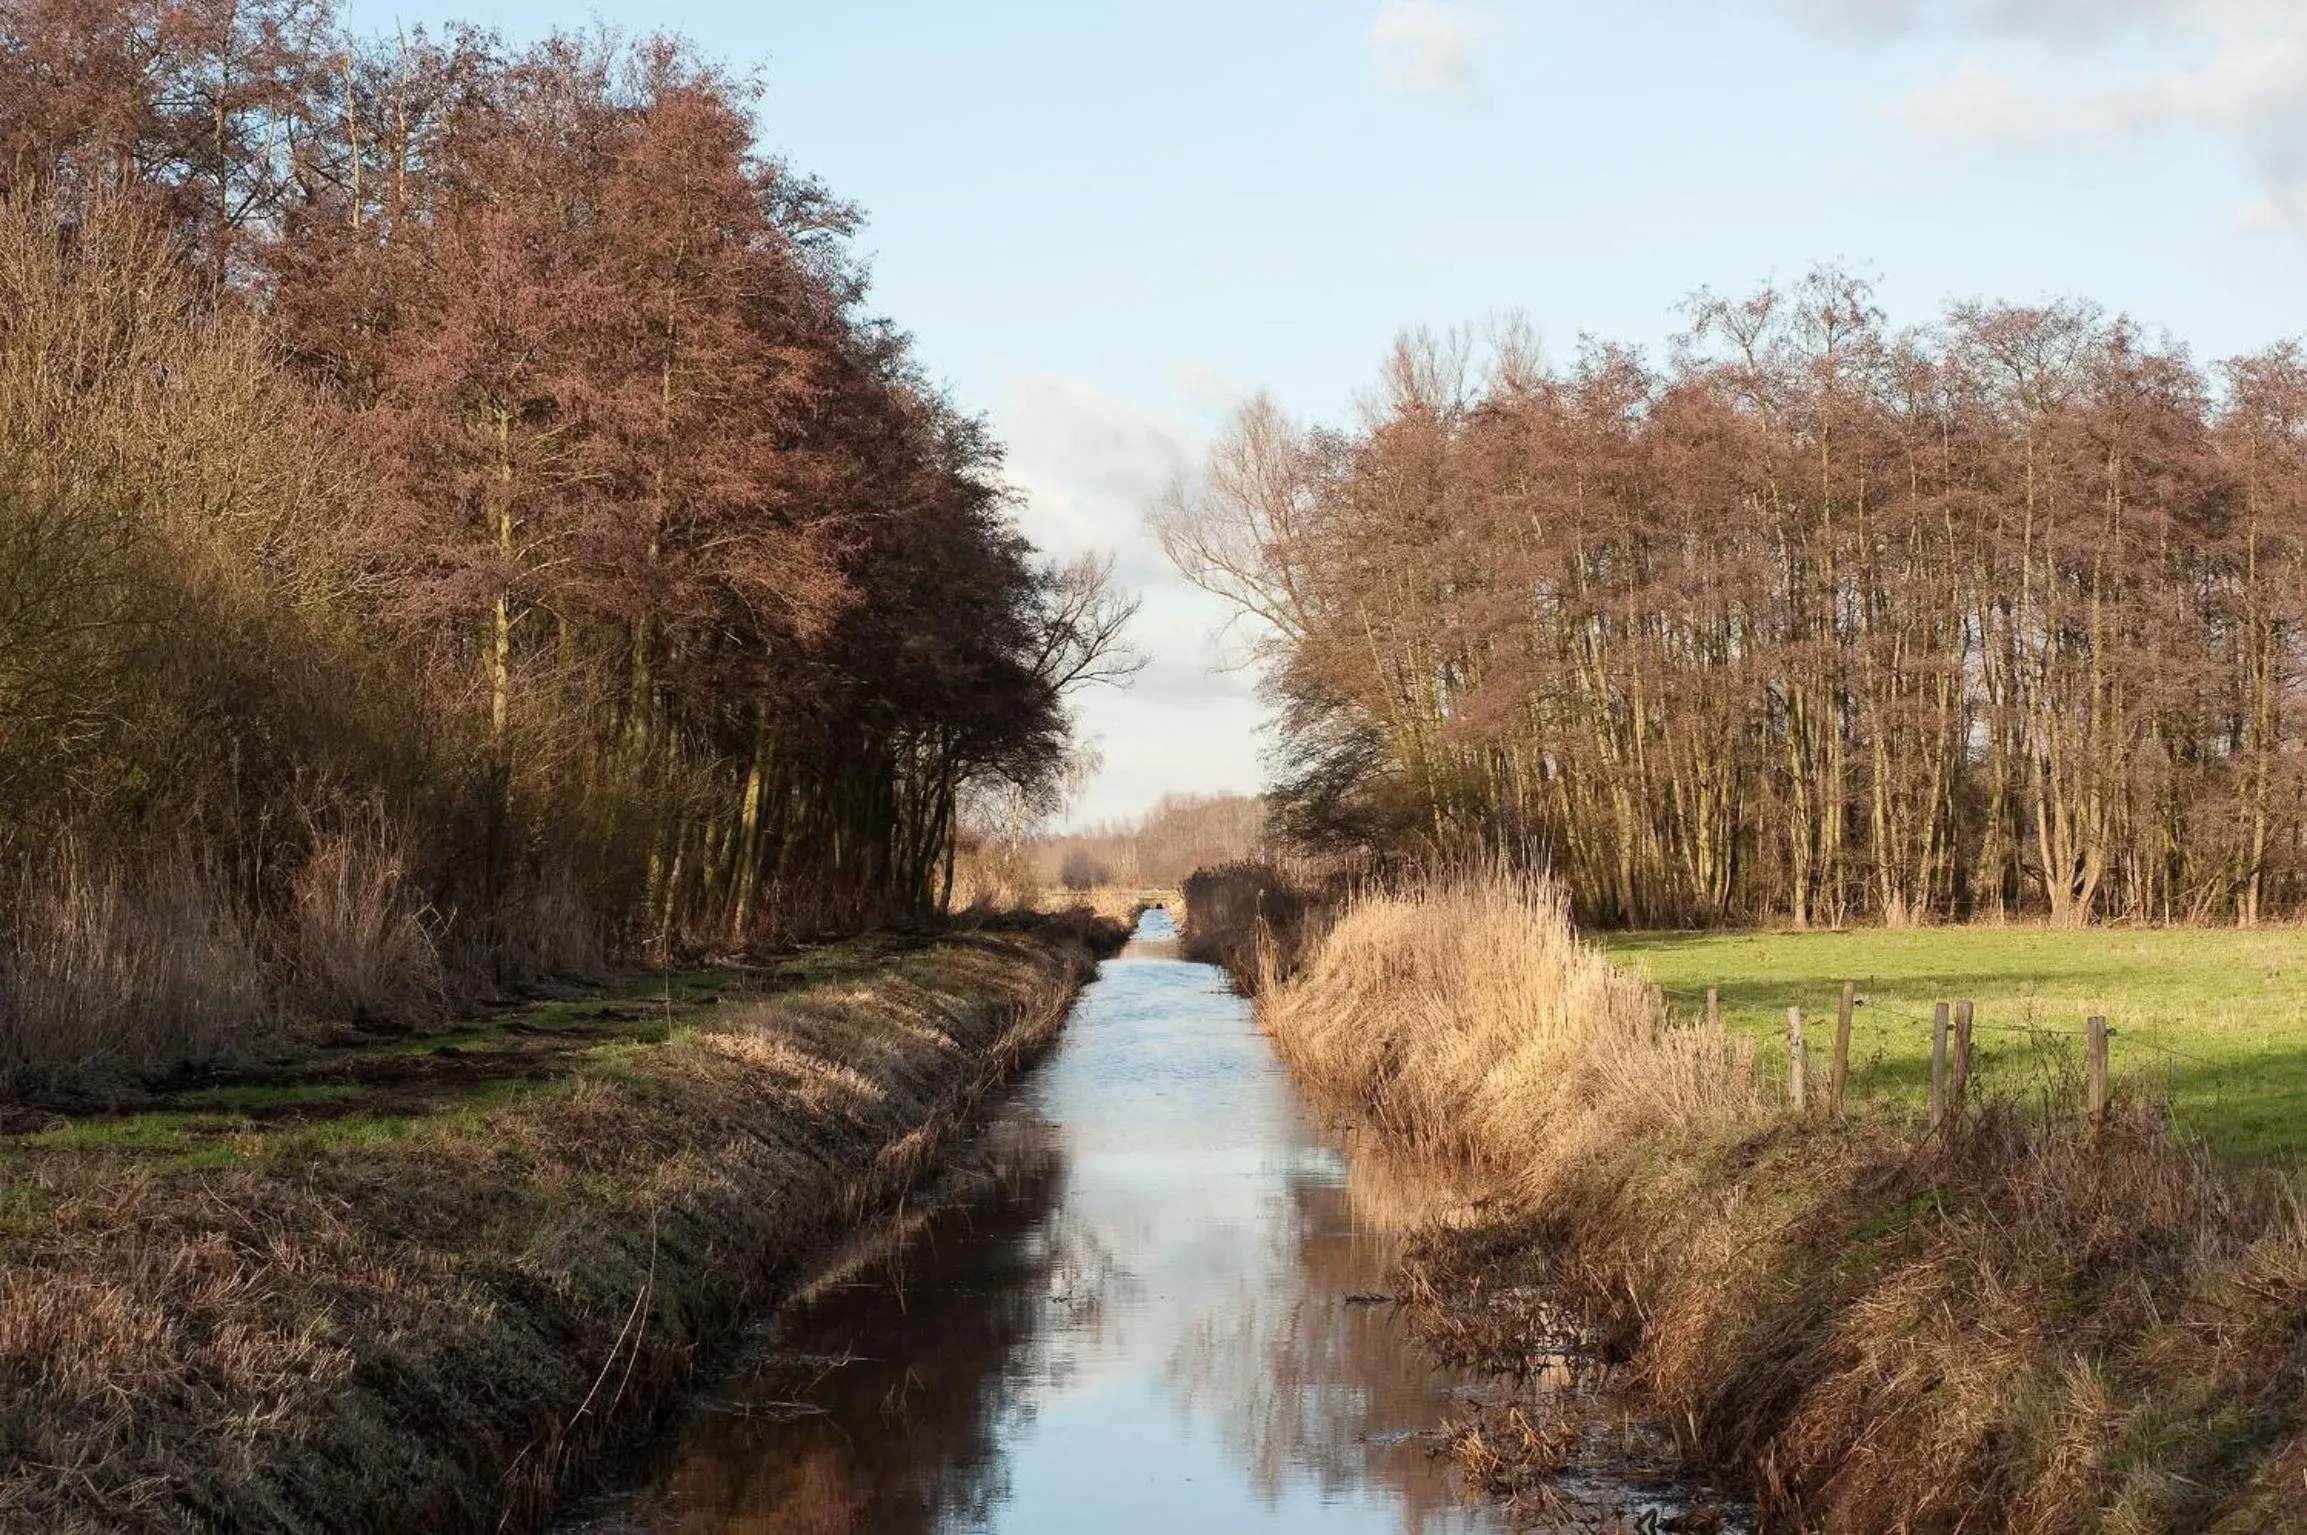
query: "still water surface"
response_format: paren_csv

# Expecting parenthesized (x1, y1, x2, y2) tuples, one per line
(582, 909, 1514, 1533)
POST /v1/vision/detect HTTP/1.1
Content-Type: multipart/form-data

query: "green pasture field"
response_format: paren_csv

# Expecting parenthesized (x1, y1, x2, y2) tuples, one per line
(1602, 926, 2307, 1165)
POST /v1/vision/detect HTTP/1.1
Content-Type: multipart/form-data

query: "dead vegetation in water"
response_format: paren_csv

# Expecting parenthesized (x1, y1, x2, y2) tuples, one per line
(1444, 1399, 1579, 1503)
(0, 922, 1110, 1533)
(1440, 1397, 1737, 1533)
(1398, 1187, 1750, 1533)
(1250, 873, 2307, 1533)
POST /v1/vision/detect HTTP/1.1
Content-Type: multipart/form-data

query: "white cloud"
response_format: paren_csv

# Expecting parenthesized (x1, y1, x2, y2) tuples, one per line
(1001, 373, 1197, 583)
(1371, 0, 1482, 100)
(1800, 0, 2285, 42)
(996, 374, 1267, 829)
(1822, 0, 2307, 229)
(1168, 360, 1254, 422)
(1882, 57, 2151, 149)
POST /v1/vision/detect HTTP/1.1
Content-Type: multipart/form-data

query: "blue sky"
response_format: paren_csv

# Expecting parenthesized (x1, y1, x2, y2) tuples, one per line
(346, 0, 2307, 827)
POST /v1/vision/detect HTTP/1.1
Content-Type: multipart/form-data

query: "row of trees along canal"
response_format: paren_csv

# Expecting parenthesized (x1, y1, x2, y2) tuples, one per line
(1036, 792, 1269, 892)
(0, 0, 1136, 1094)
(1160, 273, 2307, 928)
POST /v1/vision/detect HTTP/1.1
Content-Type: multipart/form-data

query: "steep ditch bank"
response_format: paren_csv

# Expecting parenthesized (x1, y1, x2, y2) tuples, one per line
(1189, 873, 2307, 1533)
(0, 914, 1124, 1534)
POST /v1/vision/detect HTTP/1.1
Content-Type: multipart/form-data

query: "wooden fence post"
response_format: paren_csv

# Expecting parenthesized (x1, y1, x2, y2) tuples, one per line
(1788, 1007, 1808, 1113)
(1949, 999, 1974, 1125)
(1930, 1002, 1950, 1131)
(2086, 1015, 2109, 1123)
(1706, 987, 1720, 1031)
(1827, 980, 1855, 1118)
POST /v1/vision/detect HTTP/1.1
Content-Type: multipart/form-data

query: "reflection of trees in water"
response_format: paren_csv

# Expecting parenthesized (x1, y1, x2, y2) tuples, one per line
(598, 1121, 1069, 1535)
(1165, 1136, 1498, 1533)
(1013, 1205, 1132, 1393)
(585, 1070, 1520, 1533)
(1169, 1134, 1743, 1535)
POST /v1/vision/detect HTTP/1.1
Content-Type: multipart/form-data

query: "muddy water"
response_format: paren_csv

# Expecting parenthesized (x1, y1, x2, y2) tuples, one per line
(573, 911, 1585, 1533)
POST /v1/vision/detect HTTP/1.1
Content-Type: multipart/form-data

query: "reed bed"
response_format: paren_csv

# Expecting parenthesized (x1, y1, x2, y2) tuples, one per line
(1259, 874, 1759, 1165)
(1241, 872, 2307, 1533)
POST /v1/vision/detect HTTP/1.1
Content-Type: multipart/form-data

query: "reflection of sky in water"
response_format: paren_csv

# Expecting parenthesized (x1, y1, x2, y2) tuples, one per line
(587, 907, 1507, 1534)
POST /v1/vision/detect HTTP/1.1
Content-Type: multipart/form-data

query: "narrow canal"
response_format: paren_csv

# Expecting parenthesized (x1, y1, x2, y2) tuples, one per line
(575, 909, 1520, 1532)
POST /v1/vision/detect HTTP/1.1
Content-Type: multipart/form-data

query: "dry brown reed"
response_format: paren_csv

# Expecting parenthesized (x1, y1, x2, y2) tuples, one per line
(288, 822, 447, 1029)
(1035, 883, 1173, 928)
(1249, 871, 2307, 1533)
(951, 834, 1043, 914)
(0, 851, 274, 1098)
(487, 859, 614, 989)
(1258, 873, 1758, 1159)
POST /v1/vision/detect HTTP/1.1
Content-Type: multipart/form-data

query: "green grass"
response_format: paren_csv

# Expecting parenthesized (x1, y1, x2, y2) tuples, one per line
(176, 1083, 363, 1112)
(1602, 927, 2307, 1165)
(21, 1112, 232, 1155)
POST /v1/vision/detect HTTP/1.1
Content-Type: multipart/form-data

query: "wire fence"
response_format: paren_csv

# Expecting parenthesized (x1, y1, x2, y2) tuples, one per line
(1655, 980, 2221, 1127)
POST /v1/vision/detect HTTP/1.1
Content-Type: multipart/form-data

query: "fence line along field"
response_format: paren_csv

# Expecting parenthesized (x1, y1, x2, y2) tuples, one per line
(1605, 926, 2307, 1164)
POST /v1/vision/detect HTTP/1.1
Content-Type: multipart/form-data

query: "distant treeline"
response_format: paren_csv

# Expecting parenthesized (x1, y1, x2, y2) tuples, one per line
(1035, 792, 1267, 890)
(1162, 273, 2307, 927)
(0, 0, 1125, 1092)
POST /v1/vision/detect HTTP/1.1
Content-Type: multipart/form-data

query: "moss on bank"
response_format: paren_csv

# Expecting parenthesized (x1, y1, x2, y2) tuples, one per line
(0, 914, 1123, 1533)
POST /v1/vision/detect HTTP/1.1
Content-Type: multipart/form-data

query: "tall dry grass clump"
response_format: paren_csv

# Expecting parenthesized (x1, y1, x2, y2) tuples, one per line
(950, 833, 1043, 916)
(1259, 873, 1758, 1178)
(1256, 872, 2307, 1532)
(1036, 884, 1168, 927)
(0, 852, 272, 1098)
(288, 824, 446, 1029)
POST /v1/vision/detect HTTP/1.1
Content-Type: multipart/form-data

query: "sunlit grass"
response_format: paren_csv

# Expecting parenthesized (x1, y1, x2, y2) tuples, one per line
(257, 1114, 414, 1158)
(1602, 927, 2307, 1163)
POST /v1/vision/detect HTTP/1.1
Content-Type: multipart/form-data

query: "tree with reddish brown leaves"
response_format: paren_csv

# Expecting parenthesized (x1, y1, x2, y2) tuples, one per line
(1170, 278, 2307, 928)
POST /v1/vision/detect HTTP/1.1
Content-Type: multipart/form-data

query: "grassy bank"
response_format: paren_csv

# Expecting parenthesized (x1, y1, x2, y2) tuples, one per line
(1223, 876, 2307, 1533)
(0, 915, 1120, 1533)
(1608, 927, 2307, 1164)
